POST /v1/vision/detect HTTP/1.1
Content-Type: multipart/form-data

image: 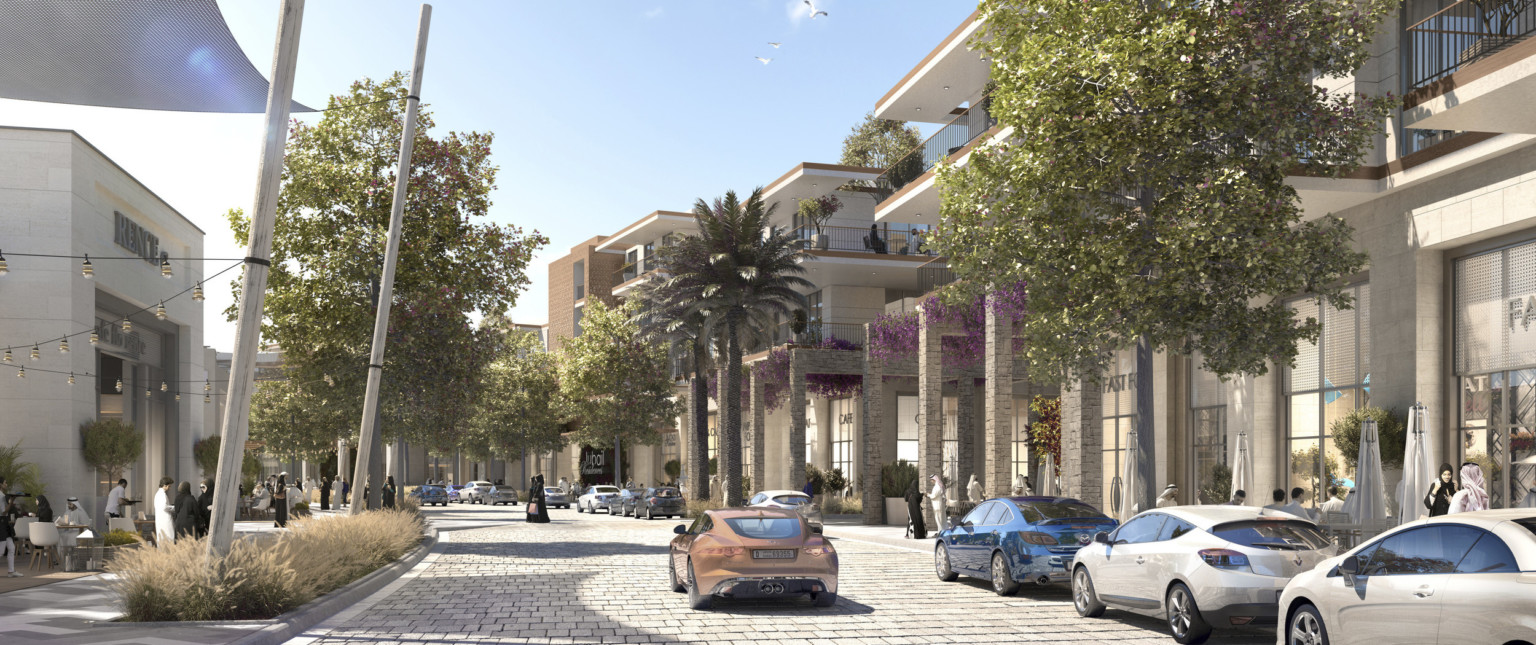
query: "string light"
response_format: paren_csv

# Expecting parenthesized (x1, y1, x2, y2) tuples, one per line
(122, 319, 131, 333)
(68, 372, 75, 385)
(193, 282, 204, 302)
(29, 345, 39, 361)
(59, 339, 69, 353)
(0, 249, 8, 276)
(204, 379, 211, 392)
(204, 393, 211, 404)
(2, 348, 11, 363)
(89, 331, 99, 345)
(174, 392, 181, 401)
(159, 252, 172, 279)
(144, 387, 151, 398)
(81, 254, 93, 279)
(17, 366, 24, 379)
(155, 302, 167, 320)
(115, 378, 122, 393)
(160, 381, 168, 392)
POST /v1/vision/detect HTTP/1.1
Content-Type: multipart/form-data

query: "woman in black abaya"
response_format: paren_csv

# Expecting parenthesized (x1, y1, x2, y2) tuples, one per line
(905, 477, 927, 539)
(526, 475, 551, 523)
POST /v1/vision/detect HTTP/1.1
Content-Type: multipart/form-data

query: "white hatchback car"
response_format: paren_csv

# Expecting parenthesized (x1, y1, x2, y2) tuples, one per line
(1072, 506, 1335, 644)
(747, 490, 823, 528)
(459, 480, 495, 504)
(577, 485, 621, 513)
(1277, 509, 1536, 645)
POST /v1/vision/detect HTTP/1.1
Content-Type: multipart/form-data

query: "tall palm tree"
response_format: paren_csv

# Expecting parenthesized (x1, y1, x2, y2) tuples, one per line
(674, 188, 811, 506)
(630, 270, 712, 501)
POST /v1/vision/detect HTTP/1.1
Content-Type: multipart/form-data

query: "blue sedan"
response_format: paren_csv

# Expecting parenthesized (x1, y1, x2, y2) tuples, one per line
(409, 485, 448, 507)
(934, 496, 1118, 595)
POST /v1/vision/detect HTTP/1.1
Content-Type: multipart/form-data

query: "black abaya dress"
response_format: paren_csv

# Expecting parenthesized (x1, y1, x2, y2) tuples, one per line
(905, 480, 927, 539)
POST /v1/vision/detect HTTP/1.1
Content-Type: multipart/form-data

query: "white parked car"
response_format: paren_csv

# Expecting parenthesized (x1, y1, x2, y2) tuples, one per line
(748, 490, 823, 528)
(1072, 506, 1335, 644)
(460, 480, 495, 504)
(1277, 509, 1536, 645)
(577, 485, 621, 513)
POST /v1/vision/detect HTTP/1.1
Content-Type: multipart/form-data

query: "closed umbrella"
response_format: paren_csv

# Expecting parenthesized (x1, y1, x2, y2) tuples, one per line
(1121, 430, 1140, 522)
(1231, 431, 1252, 505)
(1398, 403, 1433, 525)
(1344, 417, 1390, 523)
(1039, 457, 1056, 497)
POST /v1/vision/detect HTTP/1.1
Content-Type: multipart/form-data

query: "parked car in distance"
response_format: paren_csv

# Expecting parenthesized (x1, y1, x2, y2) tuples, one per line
(444, 484, 465, 503)
(460, 480, 495, 504)
(408, 485, 448, 507)
(668, 508, 838, 610)
(1277, 508, 1536, 645)
(635, 487, 685, 519)
(541, 486, 570, 509)
(612, 488, 647, 516)
(935, 497, 1118, 594)
(748, 490, 822, 528)
(486, 485, 519, 506)
(1072, 506, 1336, 644)
(577, 485, 622, 513)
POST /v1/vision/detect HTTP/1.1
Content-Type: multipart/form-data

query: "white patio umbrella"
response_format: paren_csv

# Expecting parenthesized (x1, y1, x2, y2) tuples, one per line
(1231, 430, 1252, 505)
(1039, 457, 1057, 497)
(1344, 417, 1390, 523)
(1121, 430, 1141, 522)
(1398, 403, 1433, 525)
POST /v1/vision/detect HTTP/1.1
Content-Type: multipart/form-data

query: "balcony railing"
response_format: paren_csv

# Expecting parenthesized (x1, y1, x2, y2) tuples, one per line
(1407, 0, 1536, 91)
(798, 225, 937, 256)
(919, 259, 957, 294)
(872, 94, 998, 204)
(747, 321, 868, 353)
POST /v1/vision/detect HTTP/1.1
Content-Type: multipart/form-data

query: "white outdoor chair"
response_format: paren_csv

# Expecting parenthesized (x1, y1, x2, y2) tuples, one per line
(28, 522, 60, 570)
(15, 517, 36, 554)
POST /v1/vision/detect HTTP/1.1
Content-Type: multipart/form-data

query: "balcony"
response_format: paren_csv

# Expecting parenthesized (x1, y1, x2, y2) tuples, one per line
(749, 321, 868, 354)
(1403, 0, 1536, 134)
(797, 225, 936, 256)
(872, 95, 997, 205)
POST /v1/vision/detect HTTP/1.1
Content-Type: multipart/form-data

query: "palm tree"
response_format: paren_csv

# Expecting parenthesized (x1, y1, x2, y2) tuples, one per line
(630, 272, 713, 501)
(673, 189, 811, 506)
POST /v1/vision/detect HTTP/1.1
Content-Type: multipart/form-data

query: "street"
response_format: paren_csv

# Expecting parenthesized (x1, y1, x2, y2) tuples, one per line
(296, 503, 1275, 645)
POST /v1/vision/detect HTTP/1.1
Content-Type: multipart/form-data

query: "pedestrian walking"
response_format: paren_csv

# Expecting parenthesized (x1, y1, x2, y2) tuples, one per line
(197, 479, 214, 538)
(273, 474, 289, 528)
(904, 477, 927, 539)
(1156, 484, 1179, 508)
(339, 478, 350, 509)
(320, 476, 331, 511)
(153, 477, 175, 547)
(526, 475, 550, 523)
(3, 495, 23, 577)
(382, 476, 396, 509)
(173, 481, 198, 539)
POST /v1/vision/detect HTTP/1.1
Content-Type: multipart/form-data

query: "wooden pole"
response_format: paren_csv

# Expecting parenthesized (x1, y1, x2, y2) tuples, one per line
(350, 4, 432, 513)
(206, 0, 305, 557)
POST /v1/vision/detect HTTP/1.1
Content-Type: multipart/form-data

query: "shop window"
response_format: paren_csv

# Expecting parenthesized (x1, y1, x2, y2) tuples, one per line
(1455, 243, 1536, 509)
(896, 395, 919, 462)
(1190, 349, 1228, 505)
(1012, 395, 1030, 488)
(943, 394, 959, 490)
(1284, 284, 1370, 513)
(832, 398, 856, 494)
(1102, 347, 1136, 514)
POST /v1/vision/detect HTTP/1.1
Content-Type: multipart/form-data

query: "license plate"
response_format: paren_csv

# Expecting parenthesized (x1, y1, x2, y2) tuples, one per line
(752, 549, 796, 559)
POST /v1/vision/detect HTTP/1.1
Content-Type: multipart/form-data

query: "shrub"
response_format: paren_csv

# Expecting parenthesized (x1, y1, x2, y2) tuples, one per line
(110, 508, 424, 621)
(881, 460, 919, 498)
(664, 459, 681, 483)
(0, 441, 45, 514)
(102, 529, 142, 547)
(1330, 407, 1406, 470)
(193, 436, 221, 478)
(293, 501, 310, 514)
(804, 463, 825, 495)
(824, 468, 848, 497)
(821, 496, 862, 515)
(686, 497, 724, 518)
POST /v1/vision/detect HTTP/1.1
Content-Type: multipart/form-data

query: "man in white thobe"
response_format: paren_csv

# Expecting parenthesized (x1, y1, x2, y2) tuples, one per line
(153, 477, 176, 547)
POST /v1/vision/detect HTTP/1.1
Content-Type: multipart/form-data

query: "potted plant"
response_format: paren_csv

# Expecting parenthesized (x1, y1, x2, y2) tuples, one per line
(881, 460, 918, 527)
(99, 528, 143, 568)
(804, 463, 826, 504)
(796, 194, 842, 250)
(824, 468, 848, 499)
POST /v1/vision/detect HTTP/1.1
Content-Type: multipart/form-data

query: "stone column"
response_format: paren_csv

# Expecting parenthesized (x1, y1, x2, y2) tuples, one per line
(1062, 379, 1103, 506)
(862, 334, 886, 525)
(917, 307, 945, 488)
(957, 373, 976, 495)
(984, 298, 1014, 498)
(750, 371, 766, 494)
(788, 351, 807, 490)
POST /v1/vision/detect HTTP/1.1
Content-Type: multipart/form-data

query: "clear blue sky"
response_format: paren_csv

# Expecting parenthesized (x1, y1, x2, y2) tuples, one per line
(1, 0, 977, 350)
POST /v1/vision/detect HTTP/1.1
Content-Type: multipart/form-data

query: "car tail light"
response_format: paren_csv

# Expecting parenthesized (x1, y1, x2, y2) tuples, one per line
(1020, 531, 1058, 546)
(1199, 548, 1251, 572)
(803, 541, 834, 557)
(698, 546, 744, 558)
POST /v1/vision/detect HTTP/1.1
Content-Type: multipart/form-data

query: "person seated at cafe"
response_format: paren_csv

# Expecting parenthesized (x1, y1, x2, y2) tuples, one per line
(865, 224, 888, 254)
(57, 496, 92, 547)
(1263, 488, 1288, 512)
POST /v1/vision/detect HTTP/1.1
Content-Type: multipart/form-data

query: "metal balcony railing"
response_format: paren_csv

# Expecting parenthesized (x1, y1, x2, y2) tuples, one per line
(871, 94, 998, 204)
(919, 260, 957, 294)
(797, 225, 937, 256)
(746, 321, 868, 353)
(1407, 0, 1536, 91)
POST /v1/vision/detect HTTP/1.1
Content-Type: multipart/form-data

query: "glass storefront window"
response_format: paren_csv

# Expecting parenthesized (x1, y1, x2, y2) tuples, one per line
(1190, 349, 1228, 505)
(896, 395, 919, 462)
(831, 398, 855, 494)
(1284, 283, 1369, 514)
(1012, 396, 1030, 487)
(942, 394, 958, 490)
(1102, 347, 1136, 514)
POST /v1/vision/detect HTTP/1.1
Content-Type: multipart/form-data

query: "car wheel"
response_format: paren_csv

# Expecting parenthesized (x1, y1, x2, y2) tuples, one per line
(647, 507, 654, 520)
(576, 502, 583, 513)
(811, 591, 837, 607)
(1288, 603, 1329, 645)
(686, 560, 712, 610)
(668, 556, 686, 593)
(1166, 582, 1212, 645)
(990, 551, 1020, 596)
(1072, 567, 1106, 618)
(934, 543, 958, 581)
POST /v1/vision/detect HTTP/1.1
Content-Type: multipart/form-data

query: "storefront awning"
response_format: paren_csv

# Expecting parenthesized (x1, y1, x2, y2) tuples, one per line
(0, 0, 313, 113)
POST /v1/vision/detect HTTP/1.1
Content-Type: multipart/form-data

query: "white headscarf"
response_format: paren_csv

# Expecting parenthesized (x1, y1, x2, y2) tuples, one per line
(1450, 463, 1489, 513)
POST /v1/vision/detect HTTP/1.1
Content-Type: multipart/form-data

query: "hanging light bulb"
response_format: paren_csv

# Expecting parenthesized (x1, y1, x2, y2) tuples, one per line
(59, 338, 69, 354)
(115, 378, 122, 393)
(89, 330, 99, 345)
(160, 380, 167, 392)
(192, 282, 204, 302)
(144, 387, 151, 398)
(121, 319, 132, 333)
(3, 348, 11, 363)
(174, 392, 181, 401)
(204, 393, 211, 404)
(81, 254, 94, 279)
(17, 366, 24, 379)
(155, 302, 167, 320)
(159, 252, 172, 279)
(0, 249, 8, 276)
(29, 345, 39, 361)
(204, 379, 211, 393)
(68, 372, 75, 386)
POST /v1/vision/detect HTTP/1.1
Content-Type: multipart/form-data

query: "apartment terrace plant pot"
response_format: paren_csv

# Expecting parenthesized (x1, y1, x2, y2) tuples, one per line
(884, 497, 909, 527)
(811, 234, 829, 250)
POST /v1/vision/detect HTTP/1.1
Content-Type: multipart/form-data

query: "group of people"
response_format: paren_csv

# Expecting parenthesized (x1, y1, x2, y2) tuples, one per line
(150, 476, 216, 546)
(1424, 461, 1491, 516)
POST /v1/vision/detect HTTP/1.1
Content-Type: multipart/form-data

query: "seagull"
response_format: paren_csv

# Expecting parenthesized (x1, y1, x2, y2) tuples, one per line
(804, 0, 827, 19)
(768, 42, 781, 48)
(755, 56, 773, 65)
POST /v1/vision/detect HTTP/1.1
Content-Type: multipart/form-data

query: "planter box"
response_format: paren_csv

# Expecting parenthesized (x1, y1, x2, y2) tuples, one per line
(884, 498, 908, 527)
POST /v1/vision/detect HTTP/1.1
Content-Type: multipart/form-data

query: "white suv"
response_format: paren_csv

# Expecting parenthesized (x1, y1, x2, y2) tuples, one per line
(460, 480, 495, 504)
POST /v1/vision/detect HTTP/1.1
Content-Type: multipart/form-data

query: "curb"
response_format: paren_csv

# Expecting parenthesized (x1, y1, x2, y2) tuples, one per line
(89, 525, 440, 645)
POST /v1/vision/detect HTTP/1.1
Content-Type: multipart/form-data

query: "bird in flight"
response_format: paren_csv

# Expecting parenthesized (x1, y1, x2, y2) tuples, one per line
(804, 0, 827, 19)
(769, 42, 781, 48)
(755, 56, 773, 65)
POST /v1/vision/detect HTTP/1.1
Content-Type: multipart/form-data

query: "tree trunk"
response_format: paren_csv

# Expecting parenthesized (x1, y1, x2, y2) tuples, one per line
(723, 317, 744, 507)
(690, 339, 710, 501)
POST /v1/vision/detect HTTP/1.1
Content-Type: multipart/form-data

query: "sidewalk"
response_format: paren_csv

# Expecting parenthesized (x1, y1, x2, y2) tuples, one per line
(820, 514, 935, 552)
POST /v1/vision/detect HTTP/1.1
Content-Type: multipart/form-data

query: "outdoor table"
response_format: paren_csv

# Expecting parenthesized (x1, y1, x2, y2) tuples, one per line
(132, 519, 157, 545)
(55, 524, 88, 569)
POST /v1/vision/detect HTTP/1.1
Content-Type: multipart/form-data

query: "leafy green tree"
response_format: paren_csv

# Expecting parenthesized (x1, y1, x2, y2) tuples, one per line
(225, 73, 546, 455)
(81, 419, 143, 484)
(557, 299, 680, 452)
(670, 189, 812, 506)
(471, 326, 567, 466)
(194, 436, 221, 478)
(838, 112, 922, 169)
(1331, 406, 1406, 470)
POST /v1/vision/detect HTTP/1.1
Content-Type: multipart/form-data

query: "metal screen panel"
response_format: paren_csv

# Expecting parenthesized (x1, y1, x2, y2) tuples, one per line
(1455, 241, 1536, 375)
(1290, 298, 1321, 392)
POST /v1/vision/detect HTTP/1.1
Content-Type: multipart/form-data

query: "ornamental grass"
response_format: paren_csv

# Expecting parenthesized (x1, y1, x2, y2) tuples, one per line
(108, 507, 424, 622)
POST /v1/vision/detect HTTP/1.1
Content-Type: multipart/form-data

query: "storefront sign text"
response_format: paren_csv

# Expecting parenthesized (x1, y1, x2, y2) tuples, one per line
(113, 211, 160, 264)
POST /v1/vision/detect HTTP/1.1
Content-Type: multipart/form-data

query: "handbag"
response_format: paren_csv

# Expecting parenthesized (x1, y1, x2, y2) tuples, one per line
(527, 502, 539, 515)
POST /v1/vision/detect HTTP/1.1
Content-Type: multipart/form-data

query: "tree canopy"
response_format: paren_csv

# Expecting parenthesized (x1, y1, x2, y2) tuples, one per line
(839, 112, 922, 169)
(557, 299, 680, 450)
(471, 325, 567, 460)
(935, 0, 1393, 383)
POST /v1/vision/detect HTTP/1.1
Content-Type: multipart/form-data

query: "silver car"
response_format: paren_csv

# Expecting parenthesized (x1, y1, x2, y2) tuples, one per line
(541, 486, 570, 509)
(486, 485, 519, 506)
(1072, 506, 1335, 644)
(460, 480, 495, 504)
(1277, 508, 1536, 645)
(748, 490, 823, 529)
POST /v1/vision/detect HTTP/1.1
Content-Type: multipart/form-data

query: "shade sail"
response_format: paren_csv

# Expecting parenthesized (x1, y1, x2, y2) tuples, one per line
(0, 0, 312, 113)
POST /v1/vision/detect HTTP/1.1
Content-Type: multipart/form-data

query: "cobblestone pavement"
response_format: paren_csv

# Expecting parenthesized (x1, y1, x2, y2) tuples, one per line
(299, 508, 1275, 645)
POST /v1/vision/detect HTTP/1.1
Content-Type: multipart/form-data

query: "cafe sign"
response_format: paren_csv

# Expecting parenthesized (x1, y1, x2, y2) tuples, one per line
(113, 211, 160, 264)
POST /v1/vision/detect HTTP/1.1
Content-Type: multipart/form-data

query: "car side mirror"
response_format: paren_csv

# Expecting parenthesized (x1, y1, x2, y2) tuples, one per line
(1093, 531, 1110, 545)
(1338, 553, 1360, 584)
(673, 524, 688, 535)
(811, 523, 823, 535)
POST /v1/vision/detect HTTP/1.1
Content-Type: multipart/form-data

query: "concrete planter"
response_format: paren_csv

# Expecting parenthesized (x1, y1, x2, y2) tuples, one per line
(884, 498, 908, 527)
(811, 234, 829, 250)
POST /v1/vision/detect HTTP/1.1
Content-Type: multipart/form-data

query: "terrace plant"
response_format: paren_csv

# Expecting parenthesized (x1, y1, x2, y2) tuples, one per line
(81, 419, 142, 484)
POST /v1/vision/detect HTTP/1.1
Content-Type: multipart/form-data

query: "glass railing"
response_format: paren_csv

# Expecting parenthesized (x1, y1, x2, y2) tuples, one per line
(615, 262, 639, 285)
(872, 94, 997, 204)
(1407, 0, 1536, 91)
(796, 225, 937, 256)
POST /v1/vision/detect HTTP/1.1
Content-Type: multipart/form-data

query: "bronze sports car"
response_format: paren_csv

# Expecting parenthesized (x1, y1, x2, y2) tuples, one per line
(668, 508, 839, 610)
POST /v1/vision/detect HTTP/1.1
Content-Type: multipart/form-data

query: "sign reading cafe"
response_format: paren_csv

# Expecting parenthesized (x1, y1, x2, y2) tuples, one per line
(114, 211, 160, 263)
